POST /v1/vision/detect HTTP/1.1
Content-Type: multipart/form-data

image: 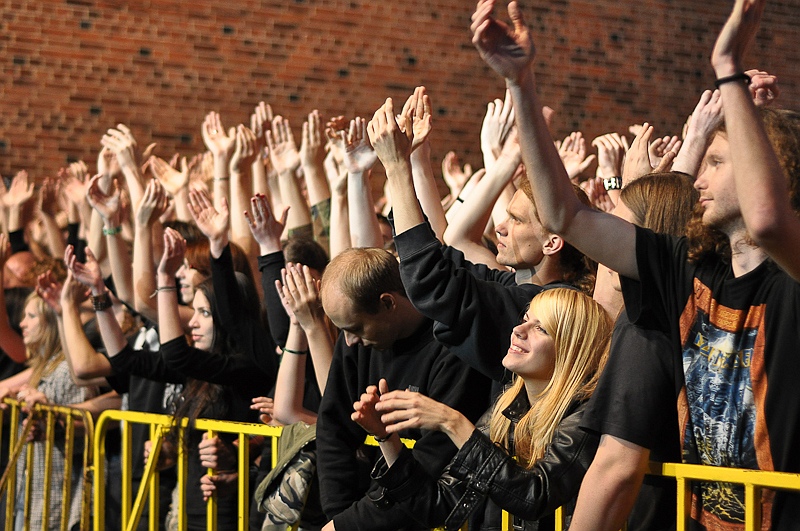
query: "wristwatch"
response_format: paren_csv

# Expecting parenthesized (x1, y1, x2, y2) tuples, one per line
(602, 176, 622, 191)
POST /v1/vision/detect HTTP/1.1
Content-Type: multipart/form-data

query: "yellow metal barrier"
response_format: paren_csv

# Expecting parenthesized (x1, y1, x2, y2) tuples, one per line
(1, 405, 794, 531)
(0, 398, 94, 531)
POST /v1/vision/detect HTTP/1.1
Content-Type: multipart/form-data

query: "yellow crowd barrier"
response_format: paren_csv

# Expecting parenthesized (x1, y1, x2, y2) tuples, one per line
(2, 404, 800, 530)
(0, 398, 94, 531)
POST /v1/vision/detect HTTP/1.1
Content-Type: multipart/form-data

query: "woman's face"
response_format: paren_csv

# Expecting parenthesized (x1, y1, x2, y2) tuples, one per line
(19, 300, 43, 346)
(176, 259, 205, 305)
(502, 309, 556, 382)
(188, 290, 214, 351)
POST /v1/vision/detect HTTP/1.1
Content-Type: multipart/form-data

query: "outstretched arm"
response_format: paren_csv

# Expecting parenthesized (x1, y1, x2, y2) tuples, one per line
(472, 1, 637, 279)
(710, 0, 800, 280)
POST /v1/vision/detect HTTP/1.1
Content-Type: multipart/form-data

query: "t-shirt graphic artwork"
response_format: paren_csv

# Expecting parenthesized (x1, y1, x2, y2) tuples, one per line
(677, 280, 771, 530)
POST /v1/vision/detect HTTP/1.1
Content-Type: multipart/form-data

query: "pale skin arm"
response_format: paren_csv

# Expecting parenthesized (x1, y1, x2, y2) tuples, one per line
(37, 178, 66, 258)
(132, 179, 170, 323)
(299, 110, 332, 207)
(471, 0, 638, 279)
(268, 116, 311, 231)
(271, 320, 318, 425)
(101, 124, 145, 211)
(672, 90, 724, 177)
(710, 0, 800, 280)
(201, 111, 236, 214)
(569, 435, 650, 531)
(250, 102, 273, 199)
(156, 229, 188, 345)
(344, 117, 383, 249)
(229, 125, 258, 256)
(325, 151, 351, 258)
(0, 234, 27, 363)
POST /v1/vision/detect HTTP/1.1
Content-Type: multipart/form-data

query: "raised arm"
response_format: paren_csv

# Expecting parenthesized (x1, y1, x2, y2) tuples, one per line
(710, 0, 800, 279)
(132, 179, 171, 322)
(36, 178, 66, 258)
(101, 124, 145, 210)
(200, 111, 236, 213)
(672, 90, 724, 177)
(343, 117, 383, 248)
(155, 228, 187, 345)
(228, 125, 259, 256)
(471, 1, 638, 279)
(268, 116, 311, 232)
(148, 155, 192, 222)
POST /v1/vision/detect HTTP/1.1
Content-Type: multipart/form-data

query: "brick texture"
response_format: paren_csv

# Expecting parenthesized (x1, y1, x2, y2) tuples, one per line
(1, 0, 798, 182)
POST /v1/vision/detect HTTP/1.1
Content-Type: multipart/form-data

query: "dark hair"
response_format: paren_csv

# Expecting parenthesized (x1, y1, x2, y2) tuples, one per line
(4, 287, 33, 335)
(620, 172, 698, 237)
(284, 237, 329, 273)
(321, 247, 405, 314)
(183, 240, 254, 285)
(163, 221, 205, 245)
(687, 107, 800, 263)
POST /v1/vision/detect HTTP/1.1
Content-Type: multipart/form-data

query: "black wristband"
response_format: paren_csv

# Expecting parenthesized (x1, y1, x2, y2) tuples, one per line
(91, 291, 113, 312)
(714, 72, 751, 89)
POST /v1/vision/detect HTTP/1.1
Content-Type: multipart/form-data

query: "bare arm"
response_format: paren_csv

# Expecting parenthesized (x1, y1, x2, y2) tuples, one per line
(229, 125, 258, 256)
(471, 1, 637, 278)
(569, 435, 650, 531)
(268, 117, 311, 232)
(710, 0, 800, 280)
(272, 321, 318, 425)
(59, 271, 113, 379)
(156, 229, 187, 345)
(201, 111, 236, 214)
(325, 148, 351, 258)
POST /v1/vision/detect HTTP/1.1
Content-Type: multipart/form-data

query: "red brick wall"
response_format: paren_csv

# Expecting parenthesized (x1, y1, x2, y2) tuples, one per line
(1, 0, 798, 181)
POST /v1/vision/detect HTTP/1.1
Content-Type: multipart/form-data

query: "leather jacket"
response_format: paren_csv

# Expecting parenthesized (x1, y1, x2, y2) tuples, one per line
(369, 395, 598, 530)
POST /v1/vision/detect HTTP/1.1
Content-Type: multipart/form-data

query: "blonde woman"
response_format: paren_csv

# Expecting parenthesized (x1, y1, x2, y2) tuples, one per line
(350, 288, 611, 531)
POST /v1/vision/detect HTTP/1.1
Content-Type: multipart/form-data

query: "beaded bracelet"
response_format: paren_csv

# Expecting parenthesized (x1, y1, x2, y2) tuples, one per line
(102, 225, 123, 236)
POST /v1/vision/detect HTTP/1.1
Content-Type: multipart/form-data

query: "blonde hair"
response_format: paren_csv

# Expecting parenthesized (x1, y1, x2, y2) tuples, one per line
(24, 292, 64, 388)
(488, 288, 612, 467)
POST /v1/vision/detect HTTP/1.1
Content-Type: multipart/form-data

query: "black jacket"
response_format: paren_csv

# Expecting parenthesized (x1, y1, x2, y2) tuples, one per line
(316, 319, 491, 531)
(370, 396, 599, 531)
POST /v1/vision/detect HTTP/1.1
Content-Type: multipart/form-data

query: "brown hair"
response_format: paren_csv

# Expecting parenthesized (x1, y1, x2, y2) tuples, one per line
(24, 292, 64, 388)
(321, 247, 405, 314)
(620, 172, 698, 237)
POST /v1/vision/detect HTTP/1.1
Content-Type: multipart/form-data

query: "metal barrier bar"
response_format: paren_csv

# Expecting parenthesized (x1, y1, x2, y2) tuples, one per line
(0, 399, 93, 531)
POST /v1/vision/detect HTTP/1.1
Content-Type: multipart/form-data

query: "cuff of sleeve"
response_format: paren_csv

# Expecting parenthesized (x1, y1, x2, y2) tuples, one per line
(369, 448, 419, 501)
(448, 429, 507, 491)
(257, 250, 285, 271)
(8, 229, 28, 254)
(393, 221, 439, 261)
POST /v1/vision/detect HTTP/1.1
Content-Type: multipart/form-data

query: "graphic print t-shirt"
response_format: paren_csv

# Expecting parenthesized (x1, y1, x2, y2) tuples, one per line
(621, 227, 800, 531)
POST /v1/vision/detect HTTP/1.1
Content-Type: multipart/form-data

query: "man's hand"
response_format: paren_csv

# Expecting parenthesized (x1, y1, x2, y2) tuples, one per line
(59, 269, 91, 307)
(201, 112, 236, 160)
(267, 116, 301, 175)
(367, 98, 413, 172)
(622, 123, 656, 184)
(481, 90, 515, 168)
(711, 0, 766, 77)
(399, 86, 433, 152)
(471, 0, 535, 82)
(97, 146, 121, 180)
(558, 131, 596, 182)
(648, 135, 681, 170)
(342, 117, 378, 174)
(135, 179, 169, 228)
(251, 396, 275, 425)
(229, 125, 259, 175)
(299, 110, 327, 170)
(351, 379, 391, 439)
(592, 133, 627, 179)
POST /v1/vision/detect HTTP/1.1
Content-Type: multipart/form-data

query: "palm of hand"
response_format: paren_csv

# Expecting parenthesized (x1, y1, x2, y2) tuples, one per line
(157, 166, 188, 195)
(475, 19, 535, 80)
(270, 142, 300, 174)
(195, 209, 229, 241)
(2, 180, 33, 207)
(343, 142, 377, 173)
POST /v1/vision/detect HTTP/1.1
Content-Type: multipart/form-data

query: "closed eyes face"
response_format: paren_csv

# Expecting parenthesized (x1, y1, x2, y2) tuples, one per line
(188, 290, 214, 351)
(502, 309, 556, 381)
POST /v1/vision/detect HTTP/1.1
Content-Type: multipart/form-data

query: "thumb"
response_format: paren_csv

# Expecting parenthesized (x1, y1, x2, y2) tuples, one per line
(508, 1, 526, 31)
(379, 378, 389, 395)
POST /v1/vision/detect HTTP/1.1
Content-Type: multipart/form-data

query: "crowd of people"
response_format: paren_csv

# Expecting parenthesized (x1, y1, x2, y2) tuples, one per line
(0, 0, 798, 529)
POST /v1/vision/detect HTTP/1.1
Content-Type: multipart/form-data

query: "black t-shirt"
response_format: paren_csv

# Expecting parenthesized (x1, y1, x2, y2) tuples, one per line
(581, 310, 681, 530)
(621, 227, 800, 530)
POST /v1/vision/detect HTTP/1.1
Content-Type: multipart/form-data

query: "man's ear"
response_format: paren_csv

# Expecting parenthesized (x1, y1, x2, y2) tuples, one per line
(542, 234, 564, 256)
(379, 293, 396, 311)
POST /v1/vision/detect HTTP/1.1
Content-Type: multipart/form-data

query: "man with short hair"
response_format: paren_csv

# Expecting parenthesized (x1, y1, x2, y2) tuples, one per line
(316, 247, 490, 531)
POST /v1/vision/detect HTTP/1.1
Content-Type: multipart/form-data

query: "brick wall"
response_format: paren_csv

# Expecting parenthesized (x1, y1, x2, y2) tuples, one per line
(1, 0, 798, 181)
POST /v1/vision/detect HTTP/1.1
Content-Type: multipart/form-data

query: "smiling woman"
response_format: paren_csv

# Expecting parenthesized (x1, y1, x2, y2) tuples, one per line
(353, 288, 612, 531)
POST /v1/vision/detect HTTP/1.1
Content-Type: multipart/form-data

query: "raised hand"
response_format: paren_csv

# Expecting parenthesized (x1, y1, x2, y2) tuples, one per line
(299, 110, 327, 169)
(351, 379, 391, 439)
(149, 155, 190, 196)
(622, 123, 655, 184)
(135, 178, 169, 228)
(325, 115, 348, 167)
(229, 124, 258, 175)
(399, 86, 433, 152)
(558, 131, 596, 182)
(187, 188, 229, 250)
(746, 69, 779, 106)
(244, 193, 288, 255)
(711, 0, 766, 77)
(60, 167, 89, 207)
(65, 246, 105, 293)
(481, 90, 515, 168)
(35, 270, 64, 315)
(471, 0, 535, 81)
(277, 263, 324, 332)
(201, 112, 236, 159)
(442, 151, 473, 195)
(2, 170, 34, 208)
(250, 102, 273, 152)
(342, 117, 378, 174)
(97, 146, 121, 179)
(59, 270, 91, 306)
(156, 227, 186, 278)
(580, 177, 616, 213)
(592, 133, 626, 179)
(38, 178, 61, 218)
(101, 124, 138, 171)
(86, 174, 121, 226)
(266, 116, 301, 175)
(367, 98, 413, 170)
(648, 135, 682, 170)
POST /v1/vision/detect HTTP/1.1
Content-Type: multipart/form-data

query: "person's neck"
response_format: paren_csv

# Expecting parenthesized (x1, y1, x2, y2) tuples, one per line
(393, 299, 427, 341)
(728, 228, 768, 277)
(524, 256, 562, 286)
(522, 377, 549, 404)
